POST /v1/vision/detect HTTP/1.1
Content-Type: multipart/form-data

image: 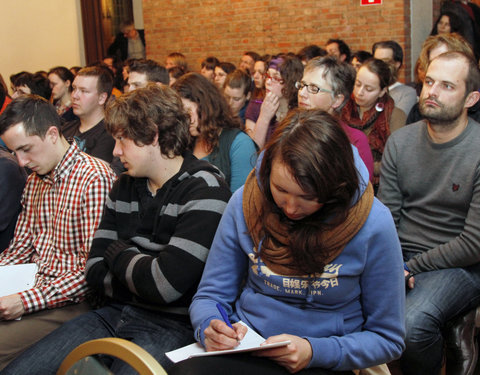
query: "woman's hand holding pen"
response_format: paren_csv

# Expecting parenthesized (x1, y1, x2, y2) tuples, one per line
(204, 319, 248, 352)
(254, 334, 313, 374)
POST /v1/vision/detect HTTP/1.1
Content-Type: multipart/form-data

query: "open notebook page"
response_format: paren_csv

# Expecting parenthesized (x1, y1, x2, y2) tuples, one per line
(166, 321, 290, 363)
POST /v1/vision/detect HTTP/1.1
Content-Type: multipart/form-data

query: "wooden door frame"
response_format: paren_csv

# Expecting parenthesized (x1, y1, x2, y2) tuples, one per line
(80, 0, 107, 65)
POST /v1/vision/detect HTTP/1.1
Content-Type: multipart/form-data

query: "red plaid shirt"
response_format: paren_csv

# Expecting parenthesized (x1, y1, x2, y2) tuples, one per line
(0, 142, 116, 313)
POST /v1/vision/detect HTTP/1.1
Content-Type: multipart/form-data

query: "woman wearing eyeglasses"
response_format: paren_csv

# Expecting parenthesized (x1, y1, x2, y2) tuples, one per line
(341, 58, 406, 189)
(245, 55, 304, 148)
(297, 56, 374, 183)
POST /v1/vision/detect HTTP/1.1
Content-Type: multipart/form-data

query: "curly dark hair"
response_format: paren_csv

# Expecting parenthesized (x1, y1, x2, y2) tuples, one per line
(105, 84, 190, 158)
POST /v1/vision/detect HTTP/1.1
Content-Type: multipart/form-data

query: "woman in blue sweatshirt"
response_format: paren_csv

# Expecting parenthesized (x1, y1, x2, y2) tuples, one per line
(170, 109, 405, 374)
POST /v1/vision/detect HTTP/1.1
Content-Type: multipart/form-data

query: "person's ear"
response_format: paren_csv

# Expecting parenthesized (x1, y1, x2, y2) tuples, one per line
(330, 93, 345, 111)
(46, 126, 60, 143)
(98, 92, 108, 106)
(465, 90, 480, 109)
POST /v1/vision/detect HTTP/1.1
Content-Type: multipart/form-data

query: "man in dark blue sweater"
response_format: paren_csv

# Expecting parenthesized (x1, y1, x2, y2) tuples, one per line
(2, 84, 232, 374)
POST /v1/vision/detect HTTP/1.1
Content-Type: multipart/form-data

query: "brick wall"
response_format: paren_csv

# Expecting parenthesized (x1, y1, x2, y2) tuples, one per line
(143, 0, 412, 82)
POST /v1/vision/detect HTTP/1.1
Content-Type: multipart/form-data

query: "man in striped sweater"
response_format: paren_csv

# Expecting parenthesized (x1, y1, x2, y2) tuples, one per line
(2, 84, 232, 374)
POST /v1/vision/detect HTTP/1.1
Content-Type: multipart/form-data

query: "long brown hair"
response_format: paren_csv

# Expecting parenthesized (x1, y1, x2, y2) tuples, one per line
(258, 109, 361, 273)
(172, 72, 240, 152)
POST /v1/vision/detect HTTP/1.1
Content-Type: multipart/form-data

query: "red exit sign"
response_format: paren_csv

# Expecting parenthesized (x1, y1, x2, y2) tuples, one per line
(361, 0, 382, 5)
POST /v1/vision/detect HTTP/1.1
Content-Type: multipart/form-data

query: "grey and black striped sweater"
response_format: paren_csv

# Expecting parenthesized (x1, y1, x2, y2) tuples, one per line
(85, 152, 231, 316)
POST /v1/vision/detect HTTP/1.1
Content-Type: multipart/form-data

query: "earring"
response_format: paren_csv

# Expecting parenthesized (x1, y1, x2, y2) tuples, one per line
(375, 102, 384, 112)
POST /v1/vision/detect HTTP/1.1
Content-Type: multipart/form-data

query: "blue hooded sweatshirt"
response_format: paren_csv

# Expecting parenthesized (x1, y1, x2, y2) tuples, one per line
(189, 146, 405, 371)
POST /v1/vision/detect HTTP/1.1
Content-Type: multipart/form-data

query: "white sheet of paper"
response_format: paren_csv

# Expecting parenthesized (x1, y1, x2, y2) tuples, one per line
(166, 321, 291, 363)
(0, 263, 38, 297)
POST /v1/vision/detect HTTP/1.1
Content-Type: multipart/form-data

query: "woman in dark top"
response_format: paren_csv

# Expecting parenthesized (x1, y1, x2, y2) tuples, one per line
(48, 66, 78, 123)
(341, 59, 405, 187)
(245, 54, 303, 148)
(173, 73, 257, 192)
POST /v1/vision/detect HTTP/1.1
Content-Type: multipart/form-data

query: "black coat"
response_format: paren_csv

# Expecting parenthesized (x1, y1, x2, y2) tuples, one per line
(107, 29, 145, 61)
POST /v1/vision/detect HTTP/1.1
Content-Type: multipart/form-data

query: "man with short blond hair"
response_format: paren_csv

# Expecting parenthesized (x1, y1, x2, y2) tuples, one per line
(62, 66, 122, 174)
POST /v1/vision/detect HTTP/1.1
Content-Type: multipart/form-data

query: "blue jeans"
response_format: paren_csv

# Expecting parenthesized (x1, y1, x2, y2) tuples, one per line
(400, 253, 480, 375)
(1, 304, 194, 375)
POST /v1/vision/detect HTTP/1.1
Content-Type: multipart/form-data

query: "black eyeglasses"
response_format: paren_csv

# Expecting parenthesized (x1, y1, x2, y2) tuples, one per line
(295, 81, 334, 96)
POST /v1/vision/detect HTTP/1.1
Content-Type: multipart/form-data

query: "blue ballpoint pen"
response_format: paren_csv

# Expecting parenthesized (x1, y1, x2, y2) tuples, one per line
(216, 303, 234, 329)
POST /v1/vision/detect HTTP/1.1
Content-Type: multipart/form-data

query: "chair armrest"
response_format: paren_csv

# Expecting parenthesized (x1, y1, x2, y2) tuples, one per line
(57, 337, 167, 375)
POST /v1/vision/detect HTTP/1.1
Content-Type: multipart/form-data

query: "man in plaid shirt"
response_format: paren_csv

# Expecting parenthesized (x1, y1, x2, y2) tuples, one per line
(0, 95, 116, 369)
